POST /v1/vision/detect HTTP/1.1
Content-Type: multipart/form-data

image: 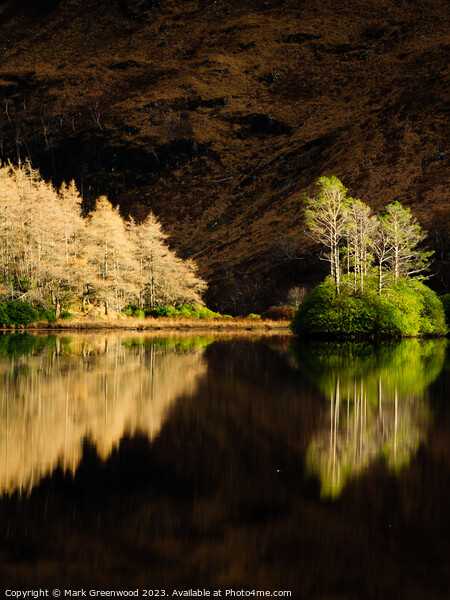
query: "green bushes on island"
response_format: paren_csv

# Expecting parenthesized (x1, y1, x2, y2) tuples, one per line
(291, 275, 447, 336)
(291, 176, 447, 337)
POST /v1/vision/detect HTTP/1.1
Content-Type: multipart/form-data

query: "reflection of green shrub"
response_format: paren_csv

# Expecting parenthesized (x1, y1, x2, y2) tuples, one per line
(291, 338, 447, 400)
(121, 336, 215, 352)
(291, 276, 447, 337)
(296, 338, 446, 498)
(0, 334, 56, 357)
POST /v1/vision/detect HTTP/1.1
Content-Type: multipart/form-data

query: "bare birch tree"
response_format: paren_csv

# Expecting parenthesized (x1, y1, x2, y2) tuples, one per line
(379, 201, 433, 283)
(305, 176, 349, 294)
(344, 199, 374, 291)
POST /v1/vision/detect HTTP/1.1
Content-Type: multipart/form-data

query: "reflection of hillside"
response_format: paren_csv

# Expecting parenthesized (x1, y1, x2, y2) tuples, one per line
(292, 339, 447, 498)
(0, 334, 208, 493)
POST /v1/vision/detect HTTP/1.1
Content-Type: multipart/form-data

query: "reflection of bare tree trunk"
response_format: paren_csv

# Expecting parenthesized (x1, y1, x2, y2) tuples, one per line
(347, 384, 350, 444)
(5, 372, 9, 491)
(353, 380, 358, 462)
(104, 372, 108, 429)
(334, 377, 340, 487)
(329, 390, 334, 469)
(359, 380, 363, 459)
(64, 373, 69, 470)
(113, 338, 119, 411)
(329, 377, 341, 487)
(378, 378, 382, 415)
(364, 389, 367, 429)
(394, 387, 398, 457)
(150, 342, 155, 437)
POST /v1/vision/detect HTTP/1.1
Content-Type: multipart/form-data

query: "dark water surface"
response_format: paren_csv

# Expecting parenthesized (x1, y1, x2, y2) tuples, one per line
(0, 333, 448, 599)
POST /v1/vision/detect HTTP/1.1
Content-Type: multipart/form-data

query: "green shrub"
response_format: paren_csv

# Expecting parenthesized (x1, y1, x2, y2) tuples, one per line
(59, 310, 73, 320)
(247, 313, 261, 320)
(122, 305, 147, 319)
(144, 304, 221, 319)
(2, 300, 39, 325)
(0, 304, 11, 326)
(440, 294, 450, 328)
(39, 308, 57, 323)
(145, 306, 180, 318)
(195, 306, 221, 319)
(291, 276, 447, 338)
(123, 304, 138, 317)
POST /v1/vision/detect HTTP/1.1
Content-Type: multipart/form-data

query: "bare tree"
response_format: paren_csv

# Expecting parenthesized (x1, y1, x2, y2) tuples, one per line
(86, 196, 138, 314)
(379, 201, 433, 283)
(128, 213, 207, 309)
(371, 216, 391, 295)
(305, 176, 349, 294)
(286, 285, 308, 308)
(344, 199, 374, 291)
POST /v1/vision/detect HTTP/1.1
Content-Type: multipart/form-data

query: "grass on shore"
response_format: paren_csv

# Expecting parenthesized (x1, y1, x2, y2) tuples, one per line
(18, 315, 291, 331)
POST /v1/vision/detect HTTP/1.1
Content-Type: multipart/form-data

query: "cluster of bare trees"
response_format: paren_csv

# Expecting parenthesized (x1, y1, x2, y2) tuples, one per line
(305, 176, 433, 294)
(0, 162, 206, 315)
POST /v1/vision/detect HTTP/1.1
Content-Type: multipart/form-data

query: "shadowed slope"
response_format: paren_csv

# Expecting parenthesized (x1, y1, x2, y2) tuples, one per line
(0, 0, 448, 308)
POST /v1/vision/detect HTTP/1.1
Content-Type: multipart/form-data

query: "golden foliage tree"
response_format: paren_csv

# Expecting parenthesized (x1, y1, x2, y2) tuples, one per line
(0, 162, 207, 314)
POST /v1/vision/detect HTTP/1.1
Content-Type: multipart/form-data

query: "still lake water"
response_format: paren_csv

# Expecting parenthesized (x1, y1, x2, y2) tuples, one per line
(0, 332, 448, 598)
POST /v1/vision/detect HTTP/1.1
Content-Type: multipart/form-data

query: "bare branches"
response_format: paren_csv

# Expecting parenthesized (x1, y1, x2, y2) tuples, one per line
(305, 176, 349, 294)
(304, 178, 433, 295)
(274, 234, 306, 262)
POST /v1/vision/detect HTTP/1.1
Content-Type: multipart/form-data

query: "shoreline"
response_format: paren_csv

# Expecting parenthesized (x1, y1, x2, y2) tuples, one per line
(0, 317, 292, 334)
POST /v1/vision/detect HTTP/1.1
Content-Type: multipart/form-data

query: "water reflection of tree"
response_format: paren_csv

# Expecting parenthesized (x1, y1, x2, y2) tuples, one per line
(0, 333, 211, 494)
(291, 339, 447, 497)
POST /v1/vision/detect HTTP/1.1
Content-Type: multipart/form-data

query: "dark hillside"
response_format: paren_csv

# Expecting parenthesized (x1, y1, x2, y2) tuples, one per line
(0, 0, 448, 310)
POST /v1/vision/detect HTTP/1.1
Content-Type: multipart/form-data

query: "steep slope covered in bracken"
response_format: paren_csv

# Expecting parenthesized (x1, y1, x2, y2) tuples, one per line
(0, 0, 448, 310)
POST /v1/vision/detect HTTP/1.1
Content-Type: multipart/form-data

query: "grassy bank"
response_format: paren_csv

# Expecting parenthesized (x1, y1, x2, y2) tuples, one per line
(0, 300, 291, 332)
(18, 316, 291, 332)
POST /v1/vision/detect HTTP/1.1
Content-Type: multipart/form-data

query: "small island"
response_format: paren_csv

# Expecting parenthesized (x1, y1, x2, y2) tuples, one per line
(291, 177, 447, 337)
